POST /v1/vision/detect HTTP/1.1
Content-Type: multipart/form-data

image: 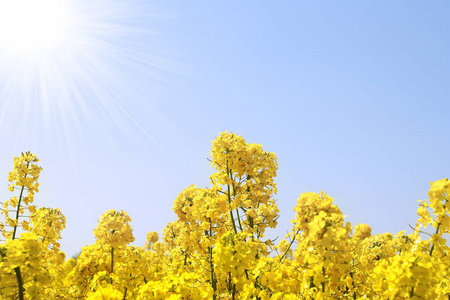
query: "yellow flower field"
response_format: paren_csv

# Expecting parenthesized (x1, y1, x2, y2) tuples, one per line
(1, 133, 449, 299)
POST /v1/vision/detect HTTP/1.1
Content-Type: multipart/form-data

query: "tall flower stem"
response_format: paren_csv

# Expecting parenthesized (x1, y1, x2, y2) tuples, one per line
(14, 267, 24, 300)
(12, 161, 29, 240)
(12, 159, 30, 300)
(110, 247, 115, 284)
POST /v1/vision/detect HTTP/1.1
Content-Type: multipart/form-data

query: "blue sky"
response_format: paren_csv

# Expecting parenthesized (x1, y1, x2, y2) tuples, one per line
(0, 1, 449, 257)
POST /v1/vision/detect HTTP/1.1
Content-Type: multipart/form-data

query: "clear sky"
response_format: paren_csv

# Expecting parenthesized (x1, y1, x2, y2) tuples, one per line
(0, 0, 449, 258)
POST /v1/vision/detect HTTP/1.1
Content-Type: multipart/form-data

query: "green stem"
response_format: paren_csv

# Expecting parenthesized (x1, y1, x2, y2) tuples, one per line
(12, 161, 29, 241)
(231, 181, 244, 232)
(14, 267, 24, 300)
(279, 229, 300, 262)
(235, 208, 243, 232)
(227, 184, 238, 234)
(249, 216, 254, 229)
(226, 163, 238, 234)
(322, 267, 326, 292)
(183, 252, 188, 266)
(110, 247, 114, 284)
(430, 224, 441, 257)
(209, 246, 216, 300)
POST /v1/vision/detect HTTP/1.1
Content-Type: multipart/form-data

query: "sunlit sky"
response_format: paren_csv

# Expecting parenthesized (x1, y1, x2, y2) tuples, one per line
(0, 1, 449, 257)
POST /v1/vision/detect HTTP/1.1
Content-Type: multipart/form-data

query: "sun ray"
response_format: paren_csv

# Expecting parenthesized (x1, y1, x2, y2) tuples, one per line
(0, 0, 176, 155)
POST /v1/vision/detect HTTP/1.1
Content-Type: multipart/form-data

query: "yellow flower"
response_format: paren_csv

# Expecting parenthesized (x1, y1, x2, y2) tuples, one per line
(94, 209, 135, 248)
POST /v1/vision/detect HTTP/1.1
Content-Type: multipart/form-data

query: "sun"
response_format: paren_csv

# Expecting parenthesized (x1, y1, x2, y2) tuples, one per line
(0, 0, 170, 152)
(0, 0, 71, 54)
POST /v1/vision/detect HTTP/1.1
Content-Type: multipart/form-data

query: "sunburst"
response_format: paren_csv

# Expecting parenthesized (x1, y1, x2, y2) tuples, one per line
(0, 0, 71, 54)
(0, 0, 172, 152)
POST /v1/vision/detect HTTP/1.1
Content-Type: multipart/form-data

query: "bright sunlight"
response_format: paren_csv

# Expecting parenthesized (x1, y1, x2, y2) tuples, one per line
(0, 0, 166, 149)
(0, 0, 71, 54)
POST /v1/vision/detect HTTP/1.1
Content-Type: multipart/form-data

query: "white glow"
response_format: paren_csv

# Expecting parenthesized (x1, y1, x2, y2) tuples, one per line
(0, 0, 171, 150)
(0, 0, 71, 53)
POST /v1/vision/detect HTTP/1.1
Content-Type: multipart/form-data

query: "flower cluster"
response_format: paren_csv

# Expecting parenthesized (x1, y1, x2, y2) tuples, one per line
(1, 152, 41, 240)
(93, 209, 134, 249)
